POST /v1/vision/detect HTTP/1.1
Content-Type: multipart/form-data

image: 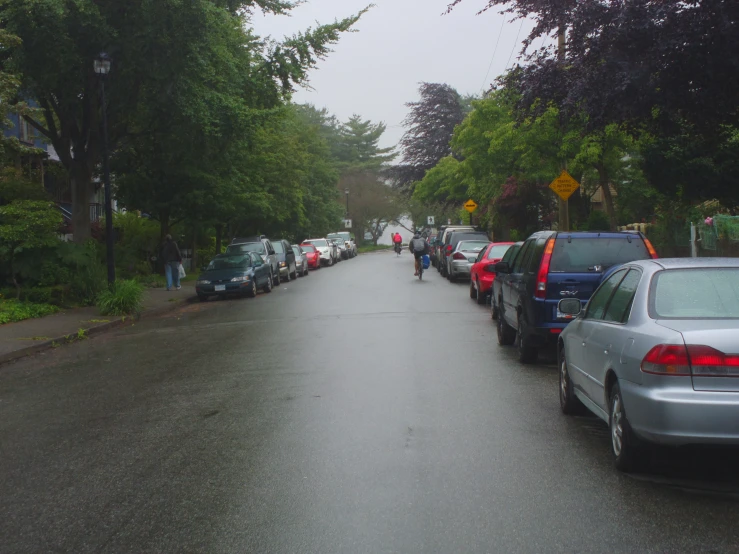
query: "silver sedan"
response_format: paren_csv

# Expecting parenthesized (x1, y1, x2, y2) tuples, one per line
(448, 240, 490, 281)
(557, 258, 739, 472)
(291, 245, 309, 277)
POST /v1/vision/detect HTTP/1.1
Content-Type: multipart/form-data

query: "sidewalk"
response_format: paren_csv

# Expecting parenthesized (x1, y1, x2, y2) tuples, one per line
(0, 285, 197, 366)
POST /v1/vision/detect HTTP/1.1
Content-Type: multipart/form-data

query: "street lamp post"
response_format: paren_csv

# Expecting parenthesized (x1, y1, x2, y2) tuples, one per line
(344, 188, 349, 217)
(94, 52, 115, 286)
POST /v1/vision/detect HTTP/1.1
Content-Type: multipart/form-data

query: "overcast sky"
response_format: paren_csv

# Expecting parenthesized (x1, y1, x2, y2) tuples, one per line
(253, 0, 536, 149)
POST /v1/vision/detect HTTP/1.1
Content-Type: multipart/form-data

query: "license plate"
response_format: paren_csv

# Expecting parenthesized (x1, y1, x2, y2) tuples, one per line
(468, 257, 476, 262)
(215, 285, 226, 291)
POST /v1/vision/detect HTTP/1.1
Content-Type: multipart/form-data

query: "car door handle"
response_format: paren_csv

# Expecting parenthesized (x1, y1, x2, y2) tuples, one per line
(604, 344, 612, 354)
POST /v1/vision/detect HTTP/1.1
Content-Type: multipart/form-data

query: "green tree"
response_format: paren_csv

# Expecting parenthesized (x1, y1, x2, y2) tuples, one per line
(334, 115, 395, 170)
(0, 200, 61, 298)
(2, 0, 367, 242)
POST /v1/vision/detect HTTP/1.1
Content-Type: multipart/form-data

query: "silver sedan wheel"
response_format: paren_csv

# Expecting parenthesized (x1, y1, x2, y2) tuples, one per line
(611, 392, 624, 457)
(560, 358, 568, 406)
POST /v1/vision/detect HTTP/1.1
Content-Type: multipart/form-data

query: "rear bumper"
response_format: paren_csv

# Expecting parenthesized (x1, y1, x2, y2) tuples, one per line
(451, 261, 473, 276)
(621, 380, 739, 446)
(527, 324, 567, 348)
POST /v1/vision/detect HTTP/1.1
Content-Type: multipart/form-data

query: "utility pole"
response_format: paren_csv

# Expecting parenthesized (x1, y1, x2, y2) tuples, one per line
(557, 25, 570, 232)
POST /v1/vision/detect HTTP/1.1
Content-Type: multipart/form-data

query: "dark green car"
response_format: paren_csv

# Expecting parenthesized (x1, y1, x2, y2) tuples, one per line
(195, 253, 273, 301)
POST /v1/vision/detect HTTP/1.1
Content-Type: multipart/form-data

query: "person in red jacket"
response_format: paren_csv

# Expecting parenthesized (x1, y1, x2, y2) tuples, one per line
(393, 232, 403, 255)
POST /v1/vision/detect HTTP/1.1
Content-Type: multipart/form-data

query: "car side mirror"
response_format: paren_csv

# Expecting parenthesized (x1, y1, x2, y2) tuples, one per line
(495, 261, 510, 274)
(558, 298, 582, 318)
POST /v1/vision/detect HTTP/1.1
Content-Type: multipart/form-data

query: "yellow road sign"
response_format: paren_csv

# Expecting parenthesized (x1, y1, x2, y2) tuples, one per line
(549, 170, 580, 201)
(463, 199, 478, 213)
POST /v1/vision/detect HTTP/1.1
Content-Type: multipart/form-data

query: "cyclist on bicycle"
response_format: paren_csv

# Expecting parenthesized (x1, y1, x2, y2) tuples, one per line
(409, 232, 430, 276)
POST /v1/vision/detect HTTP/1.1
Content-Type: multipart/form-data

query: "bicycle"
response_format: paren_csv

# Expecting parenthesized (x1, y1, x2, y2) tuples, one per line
(395, 243, 402, 256)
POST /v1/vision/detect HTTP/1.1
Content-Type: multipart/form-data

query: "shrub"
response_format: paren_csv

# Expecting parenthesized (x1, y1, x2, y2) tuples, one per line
(0, 299, 59, 325)
(96, 279, 145, 316)
(70, 262, 108, 306)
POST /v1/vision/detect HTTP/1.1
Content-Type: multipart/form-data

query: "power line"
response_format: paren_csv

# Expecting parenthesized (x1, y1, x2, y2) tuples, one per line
(479, 16, 506, 93)
(505, 19, 525, 70)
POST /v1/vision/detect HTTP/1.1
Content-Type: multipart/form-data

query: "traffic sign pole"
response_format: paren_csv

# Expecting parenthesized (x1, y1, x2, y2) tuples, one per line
(549, 170, 579, 231)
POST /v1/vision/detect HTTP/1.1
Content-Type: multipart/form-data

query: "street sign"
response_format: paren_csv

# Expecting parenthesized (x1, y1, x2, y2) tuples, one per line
(463, 199, 478, 213)
(427, 216, 435, 225)
(549, 170, 580, 201)
(343, 219, 352, 229)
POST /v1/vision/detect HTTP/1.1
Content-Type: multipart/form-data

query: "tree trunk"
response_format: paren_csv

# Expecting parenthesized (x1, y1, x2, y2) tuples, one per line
(159, 208, 170, 242)
(596, 164, 618, 231)
(215, 224, 223, 255)
(10, 256, 20, 300)
(70, 162, 92, 243)
(191, 226, 198, 272)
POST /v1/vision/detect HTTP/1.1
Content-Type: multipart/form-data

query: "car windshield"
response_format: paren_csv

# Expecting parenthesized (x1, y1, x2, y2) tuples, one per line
(487, 244, 511, 259)
(272, 242, 285, 254)
(301, 244, 317, 252)
(652, 268, 739, 318)
(550, 237, 649, 272)
(226, 243, 265, 256)
(207, 256, 250, 270)
(310, 240, 328, 247)
(458, 241, 489, 252)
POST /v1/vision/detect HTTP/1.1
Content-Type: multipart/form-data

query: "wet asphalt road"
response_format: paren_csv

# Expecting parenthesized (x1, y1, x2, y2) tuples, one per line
(1, 250, 739, 553)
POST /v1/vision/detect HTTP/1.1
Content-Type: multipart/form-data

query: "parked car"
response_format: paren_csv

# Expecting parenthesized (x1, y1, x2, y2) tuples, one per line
(436, 226, 475, 272)
(428, 234, 438, 266)
(226, 236, 280, 286)
(491, 242, 523, 319)
(469, 242, 514, 305)
(272, 239, 298, 281)
(443, 231, 490, 279)
(300, 243, 322, 270)
(291, 245, 309, 277)
(303, 238, 334, 266)
(330, 237, 348, 260)
(557, 258, 739, 472)
(328, 232, 357, 257)
(195, 252, 272, 301)
(495, 231, 658, 364)
(448, 240, 491, 281)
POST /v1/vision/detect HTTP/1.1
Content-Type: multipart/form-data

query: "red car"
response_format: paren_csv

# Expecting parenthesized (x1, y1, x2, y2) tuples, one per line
(300, 243, 322, 269)
(469, 242, 515, 305)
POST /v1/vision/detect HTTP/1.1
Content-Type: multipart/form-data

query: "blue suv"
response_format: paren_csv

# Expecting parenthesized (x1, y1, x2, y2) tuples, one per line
(494, 231, 657, 363)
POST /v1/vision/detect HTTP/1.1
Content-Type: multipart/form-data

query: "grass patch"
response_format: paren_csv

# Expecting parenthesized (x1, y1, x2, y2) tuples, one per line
(0, 300, 59, 325)
(357, 245, 393, 254)
(96, 279, 145, 316)
(135, 274, 167, 289)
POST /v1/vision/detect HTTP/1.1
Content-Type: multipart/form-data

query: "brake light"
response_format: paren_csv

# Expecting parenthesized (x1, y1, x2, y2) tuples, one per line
(534, 238, 555, 299)
(643, 237, 658, 259)
(445, 245, 453, 256)
(687, 345, 739, 377)
(452, 252, 466, 260)
(641, 344, 691, 376)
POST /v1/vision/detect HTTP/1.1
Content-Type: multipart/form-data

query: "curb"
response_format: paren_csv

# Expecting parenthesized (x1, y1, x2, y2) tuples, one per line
(0, 295, 198, 367)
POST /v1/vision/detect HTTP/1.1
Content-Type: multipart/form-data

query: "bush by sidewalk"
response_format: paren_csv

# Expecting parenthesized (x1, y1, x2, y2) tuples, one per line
(96, 279, 145, 316)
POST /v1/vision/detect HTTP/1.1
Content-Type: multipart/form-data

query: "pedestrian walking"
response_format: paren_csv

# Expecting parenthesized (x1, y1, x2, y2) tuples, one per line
(161, 234, 183, 291)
